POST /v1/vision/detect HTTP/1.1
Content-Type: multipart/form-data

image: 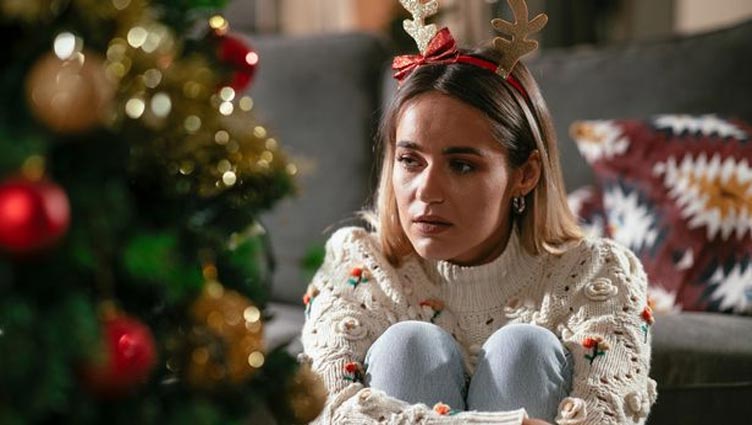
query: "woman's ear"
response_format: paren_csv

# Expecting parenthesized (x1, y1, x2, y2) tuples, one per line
(513, 150, 542, 196)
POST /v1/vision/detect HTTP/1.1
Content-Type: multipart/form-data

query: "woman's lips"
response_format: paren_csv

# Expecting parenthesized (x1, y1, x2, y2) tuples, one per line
(413, 216, 452, 235)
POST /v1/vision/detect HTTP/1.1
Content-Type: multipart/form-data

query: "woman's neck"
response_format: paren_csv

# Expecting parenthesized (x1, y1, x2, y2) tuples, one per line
(446, 223, 513, 267)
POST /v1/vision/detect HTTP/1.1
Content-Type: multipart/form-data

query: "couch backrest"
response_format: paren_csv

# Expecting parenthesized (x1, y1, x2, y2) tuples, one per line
(247, 19, 752, 304)
(247, 33, 389, 304)
(528, 18, 752, 191)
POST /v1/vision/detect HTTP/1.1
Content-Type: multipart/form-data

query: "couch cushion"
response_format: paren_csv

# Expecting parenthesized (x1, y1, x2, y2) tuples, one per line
(529, 19, 752, 191)
(648, 311, 752, 423)
(651, 312, 752, 388)
(647, 384, 751, 424)
(569, 115, 752, 315)
(246, 33, 389, 304)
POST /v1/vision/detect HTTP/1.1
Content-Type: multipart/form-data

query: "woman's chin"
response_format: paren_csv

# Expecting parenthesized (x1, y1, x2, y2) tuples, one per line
(409, 238, 458, 261)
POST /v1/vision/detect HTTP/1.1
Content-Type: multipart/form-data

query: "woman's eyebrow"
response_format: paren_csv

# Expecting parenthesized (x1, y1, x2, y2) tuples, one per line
(442, 146, 483, 156)
(396, 141, 420, 150)
(396, 142, 484, 157)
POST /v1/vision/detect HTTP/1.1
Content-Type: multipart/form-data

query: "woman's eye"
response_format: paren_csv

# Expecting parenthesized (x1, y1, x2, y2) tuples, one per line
(397, 155, 420, 170)
(450, 160, 475, 174)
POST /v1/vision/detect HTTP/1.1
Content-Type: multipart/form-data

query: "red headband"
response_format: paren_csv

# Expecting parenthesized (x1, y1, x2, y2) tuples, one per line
(392, 28, 530, 102)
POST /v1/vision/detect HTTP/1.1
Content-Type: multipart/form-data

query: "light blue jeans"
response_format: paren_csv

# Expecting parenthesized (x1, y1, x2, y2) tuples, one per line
(364, 321, 573, 422)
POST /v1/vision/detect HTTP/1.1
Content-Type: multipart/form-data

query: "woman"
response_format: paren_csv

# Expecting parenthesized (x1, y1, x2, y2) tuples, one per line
(300, 2, 656, 424)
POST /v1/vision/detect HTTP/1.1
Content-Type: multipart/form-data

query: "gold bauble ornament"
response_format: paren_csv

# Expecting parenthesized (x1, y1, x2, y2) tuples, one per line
(184, 281, 265, 389)
(288, 363, 327, 424)
(25, 50, 114, 133)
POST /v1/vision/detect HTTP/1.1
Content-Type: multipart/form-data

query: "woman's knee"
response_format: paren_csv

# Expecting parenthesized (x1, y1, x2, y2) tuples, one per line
(374, 320, 455, 349)
(367, 320, 462, 364)
(366, 321, 467, 408)
(484, 323, 564, 355)
(468, 324, 573, 416)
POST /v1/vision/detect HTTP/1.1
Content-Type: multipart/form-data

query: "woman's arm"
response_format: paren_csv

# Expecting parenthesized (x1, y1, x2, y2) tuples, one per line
(301, 227, 529, 424)
(555, 239, 657, 425)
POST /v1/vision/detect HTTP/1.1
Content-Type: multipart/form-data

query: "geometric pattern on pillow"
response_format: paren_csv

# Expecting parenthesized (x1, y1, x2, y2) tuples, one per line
(569, 114, 752, 315)
(566, 185, 607, 239)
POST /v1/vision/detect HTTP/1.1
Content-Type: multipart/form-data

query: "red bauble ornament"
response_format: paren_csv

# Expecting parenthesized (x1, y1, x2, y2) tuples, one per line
(82, 315, 157, 397)
(217, 34, 259, 91)
(0, 178, 70, 254)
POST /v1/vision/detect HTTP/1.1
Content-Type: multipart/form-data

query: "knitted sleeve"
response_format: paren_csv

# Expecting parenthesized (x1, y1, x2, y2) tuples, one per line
(300, 227, 527, 425)
(555, 239, 658, 425)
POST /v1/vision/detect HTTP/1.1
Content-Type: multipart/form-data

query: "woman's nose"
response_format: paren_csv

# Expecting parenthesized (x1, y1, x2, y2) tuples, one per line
(415, 165, 444, 204)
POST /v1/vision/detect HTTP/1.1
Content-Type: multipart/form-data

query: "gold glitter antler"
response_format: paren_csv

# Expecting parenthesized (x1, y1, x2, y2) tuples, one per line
(491, 0, 548, 78)
(399, 0, 439, 54)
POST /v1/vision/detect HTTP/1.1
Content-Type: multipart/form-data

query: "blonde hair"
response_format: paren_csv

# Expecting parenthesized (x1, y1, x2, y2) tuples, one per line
(365, 48, 583, 266)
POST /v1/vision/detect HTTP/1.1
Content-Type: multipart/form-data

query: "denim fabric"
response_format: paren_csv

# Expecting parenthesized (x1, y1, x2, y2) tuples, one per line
(364, 321, 573, 422)
(364, 321, 468, 409)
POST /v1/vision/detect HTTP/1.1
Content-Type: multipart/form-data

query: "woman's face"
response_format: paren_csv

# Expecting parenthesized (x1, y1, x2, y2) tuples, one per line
(393, 91, 520, 265)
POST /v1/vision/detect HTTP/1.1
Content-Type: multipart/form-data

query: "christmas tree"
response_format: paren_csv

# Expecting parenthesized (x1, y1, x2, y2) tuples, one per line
(0, 0, 325, 423)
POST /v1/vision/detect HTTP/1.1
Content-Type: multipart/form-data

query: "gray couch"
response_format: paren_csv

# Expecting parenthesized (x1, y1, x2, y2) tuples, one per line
(246, 20, 752, 424)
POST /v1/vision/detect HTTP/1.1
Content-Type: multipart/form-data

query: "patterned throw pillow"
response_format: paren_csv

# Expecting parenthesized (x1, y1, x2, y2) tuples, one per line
(568, 115, 752, 315)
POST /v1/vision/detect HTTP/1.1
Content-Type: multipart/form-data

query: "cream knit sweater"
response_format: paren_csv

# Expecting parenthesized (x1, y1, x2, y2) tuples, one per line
(300, 227, 657, 424)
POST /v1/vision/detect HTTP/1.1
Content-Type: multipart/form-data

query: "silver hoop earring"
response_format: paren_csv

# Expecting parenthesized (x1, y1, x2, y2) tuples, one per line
(512, 195, 526, 214)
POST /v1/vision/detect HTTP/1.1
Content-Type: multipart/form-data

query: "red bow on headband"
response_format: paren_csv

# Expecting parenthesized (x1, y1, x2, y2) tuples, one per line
(392, 28, 459, 82)
(391, 27, 531, 102)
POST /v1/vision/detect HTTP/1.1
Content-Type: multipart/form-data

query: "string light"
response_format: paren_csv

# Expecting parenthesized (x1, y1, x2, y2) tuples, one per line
(209, 15, 229, 34)
(219, 101, 233, 116)
(238, 96, 253, 111)
(125, 97, 146, 119)
(253, 126, 266, 138)
(219, 86, 235, 102)
(214, 130, 230, 145)
(150, 92, 171, 117)
(248, 351, 264, 368)
(184, 115, 201, 133)
(53, 32, 80, 60)
(127, 26, 148, 48)
(222, 171, 237, 186)
(143, 69, 162, 88)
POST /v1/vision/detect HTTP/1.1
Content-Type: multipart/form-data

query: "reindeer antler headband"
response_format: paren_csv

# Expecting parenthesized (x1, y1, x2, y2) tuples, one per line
(393, 0, 548, 97)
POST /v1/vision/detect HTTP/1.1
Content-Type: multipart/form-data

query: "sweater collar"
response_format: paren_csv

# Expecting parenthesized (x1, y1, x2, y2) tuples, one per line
(422, 230, 541, 311)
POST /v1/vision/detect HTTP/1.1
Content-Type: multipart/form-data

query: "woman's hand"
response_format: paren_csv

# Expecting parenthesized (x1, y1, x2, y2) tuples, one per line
(522, 418, 553, 425)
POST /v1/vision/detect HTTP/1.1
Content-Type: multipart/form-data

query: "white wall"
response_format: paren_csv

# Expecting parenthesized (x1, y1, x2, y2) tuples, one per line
(676, 0, 752, 34)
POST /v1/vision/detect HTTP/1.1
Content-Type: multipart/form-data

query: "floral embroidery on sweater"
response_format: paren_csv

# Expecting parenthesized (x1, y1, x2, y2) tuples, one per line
(302, 284, 319, 318)
(419, 298, 444, 323)
(348, 266, 369, 288)
(343, 361, 364, 383)
(433, 402, 460, 416)
(640, 305, 655, 343)
(582, 336, 610, 364)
